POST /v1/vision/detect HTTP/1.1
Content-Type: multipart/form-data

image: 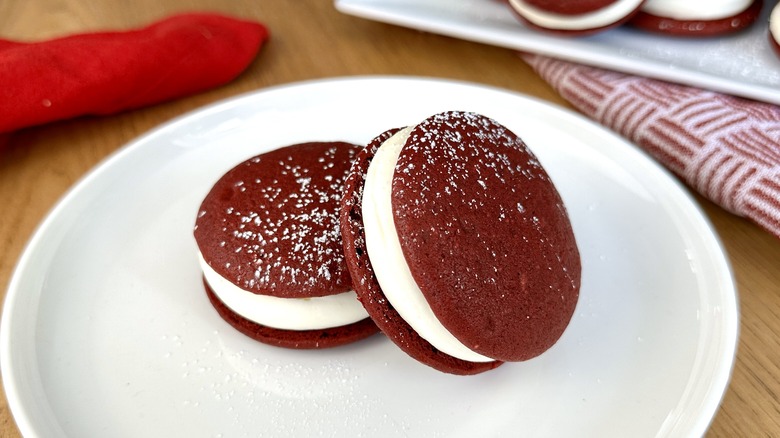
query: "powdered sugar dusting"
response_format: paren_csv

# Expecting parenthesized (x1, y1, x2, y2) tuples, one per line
(389, 111, 580, 359)
(395, 111, 554, 242)
(195, 142, 360, 298)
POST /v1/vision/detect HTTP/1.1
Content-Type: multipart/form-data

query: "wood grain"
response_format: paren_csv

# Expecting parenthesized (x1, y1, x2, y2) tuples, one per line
(1, 1, 778, 436)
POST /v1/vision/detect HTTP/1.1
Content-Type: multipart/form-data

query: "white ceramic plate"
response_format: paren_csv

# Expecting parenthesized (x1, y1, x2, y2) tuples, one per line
(1, 77, 737, 437)
(336, 0, 780, 105)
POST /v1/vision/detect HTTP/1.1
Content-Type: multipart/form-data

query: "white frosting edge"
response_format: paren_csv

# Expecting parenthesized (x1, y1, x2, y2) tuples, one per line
(771, 2, 780, 41)
(361, 127, 493, 363)
(199, 252, 368, 331)
(640, 0, 752, 20)
(508, 0, 645, 30)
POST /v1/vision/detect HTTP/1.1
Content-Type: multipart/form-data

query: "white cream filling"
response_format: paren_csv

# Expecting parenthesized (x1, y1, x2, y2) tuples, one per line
(361, 127, 493, 363)
(508, 0, 645, 30)
(640, 0, 752, 20)
(770, 3, 780, 41)
(199, 253, 368, 331)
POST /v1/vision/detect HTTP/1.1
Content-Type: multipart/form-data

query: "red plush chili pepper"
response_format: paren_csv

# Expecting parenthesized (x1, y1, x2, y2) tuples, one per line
(0, 13, 268, 133)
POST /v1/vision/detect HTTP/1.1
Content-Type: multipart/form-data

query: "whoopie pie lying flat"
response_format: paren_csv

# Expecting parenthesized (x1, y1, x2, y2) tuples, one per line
(629, 0, 763, 36)
(507, 0, 646, 36)
(340, 111, 581, 375)
(194, 142, 379, 349)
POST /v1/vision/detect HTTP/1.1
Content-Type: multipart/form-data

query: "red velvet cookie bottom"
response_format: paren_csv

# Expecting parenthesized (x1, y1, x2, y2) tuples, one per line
(339, 129, 503, 376)
(204, 278, 380, 349)
(629, 0, 763, 36)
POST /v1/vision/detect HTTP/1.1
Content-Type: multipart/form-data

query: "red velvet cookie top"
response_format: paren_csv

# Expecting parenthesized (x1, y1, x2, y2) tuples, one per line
(194, 142, 360, 298)
(391, 112, 580, 362)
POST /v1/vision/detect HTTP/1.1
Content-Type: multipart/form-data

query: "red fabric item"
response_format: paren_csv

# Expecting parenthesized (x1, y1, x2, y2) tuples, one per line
(522, 54, 780, 240)
(0, 13, 268, 133)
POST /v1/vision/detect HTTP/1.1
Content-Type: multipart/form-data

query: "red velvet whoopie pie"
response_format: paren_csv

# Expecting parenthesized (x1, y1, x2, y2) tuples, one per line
(194, 141, 379, 349)
(507, 0, 646, 36)
(340, 112, 581, 375)
(629, 0, 763, 36)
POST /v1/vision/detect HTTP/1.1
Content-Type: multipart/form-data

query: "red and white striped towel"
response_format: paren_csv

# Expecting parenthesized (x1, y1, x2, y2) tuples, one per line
(522, 54, 780, 240)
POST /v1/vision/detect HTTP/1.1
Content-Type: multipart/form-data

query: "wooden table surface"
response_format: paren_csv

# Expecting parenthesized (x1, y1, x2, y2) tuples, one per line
(1, 1, 779, 436)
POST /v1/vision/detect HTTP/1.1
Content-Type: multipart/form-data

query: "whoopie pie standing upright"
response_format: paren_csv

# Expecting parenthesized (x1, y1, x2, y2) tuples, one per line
(340, 111, 582, 375)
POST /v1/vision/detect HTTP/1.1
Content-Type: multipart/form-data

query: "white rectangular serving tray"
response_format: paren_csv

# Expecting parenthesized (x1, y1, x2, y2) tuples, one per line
(337, 0, 780, 105)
